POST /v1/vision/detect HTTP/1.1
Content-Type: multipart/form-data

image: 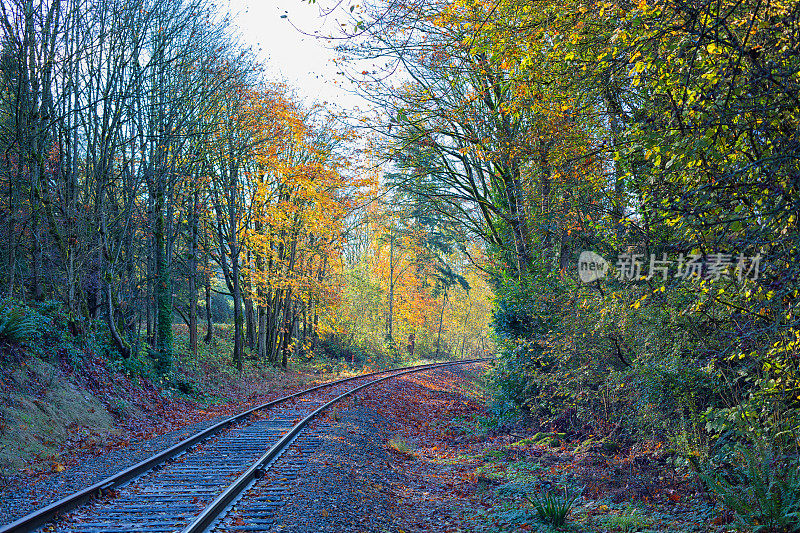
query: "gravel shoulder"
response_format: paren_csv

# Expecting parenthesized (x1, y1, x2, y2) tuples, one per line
(269, 362, 727, 533)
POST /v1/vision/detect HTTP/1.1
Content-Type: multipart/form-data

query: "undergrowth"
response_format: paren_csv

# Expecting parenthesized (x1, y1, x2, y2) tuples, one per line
(701, 440, 800, 532)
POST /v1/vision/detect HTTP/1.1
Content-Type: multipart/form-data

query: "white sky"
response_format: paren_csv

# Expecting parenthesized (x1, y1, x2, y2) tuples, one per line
(221, 0, 367, 113)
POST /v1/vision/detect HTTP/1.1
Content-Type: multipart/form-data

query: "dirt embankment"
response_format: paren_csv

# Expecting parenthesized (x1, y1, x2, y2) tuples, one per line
(0, 351, 324, 486)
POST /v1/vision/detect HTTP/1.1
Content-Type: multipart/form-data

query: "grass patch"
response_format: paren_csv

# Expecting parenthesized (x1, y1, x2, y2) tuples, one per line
(527, 487, 581, 528)
(388, 437, 416, 458)
(0, 358, 117, 477)
(601, 505, 653, 532)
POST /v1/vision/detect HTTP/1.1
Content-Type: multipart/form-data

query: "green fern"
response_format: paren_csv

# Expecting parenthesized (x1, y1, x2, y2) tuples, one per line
(701, 441, 800, 532)
(0, 301, 41, 343)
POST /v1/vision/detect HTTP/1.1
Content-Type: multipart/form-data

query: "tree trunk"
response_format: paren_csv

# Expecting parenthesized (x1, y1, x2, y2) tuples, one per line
(7, 174, 16, 297)
(188, 192, 199, 355)
(257, 304, 267, 360)
(105, 276, 131, 359)
(189, 277, 197, 354)
(436, 289, 447, 358)
(280, 291, 293, 369)
(504, 162, 532, 276)
(204, 277, 213, 343)
(30, 190, 43, 300)
(232, 259, 243, 371)
(101, 208, 130, 359)
(300, 302, 307, 357)
(245, 295, 256, 351)
(266, 290, 281, 364)
(387, 230, 395, 339)
(279, 234, 299, 368)
(229, 166, 243, 371)
(154, 175, 173, 374)
(147, 194, 155, 347)
(311, 301, 319, 355)
(203, 231, 213, 343)
(67, 247, 76, 315)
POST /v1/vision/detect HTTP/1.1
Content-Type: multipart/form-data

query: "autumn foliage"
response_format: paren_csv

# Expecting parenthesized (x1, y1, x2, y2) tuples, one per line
(0, 0, 495, 387)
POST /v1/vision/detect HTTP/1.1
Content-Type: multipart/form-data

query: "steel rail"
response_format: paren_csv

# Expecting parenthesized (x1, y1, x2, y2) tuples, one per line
(181, 358, 487, 533)
(0, 358, 488, 533)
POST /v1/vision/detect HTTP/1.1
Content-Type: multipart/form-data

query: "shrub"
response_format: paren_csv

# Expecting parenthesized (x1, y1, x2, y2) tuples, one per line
(318, 334, 364, 362)
(122, 353, 151, 379)
(36, 299, 63, 318)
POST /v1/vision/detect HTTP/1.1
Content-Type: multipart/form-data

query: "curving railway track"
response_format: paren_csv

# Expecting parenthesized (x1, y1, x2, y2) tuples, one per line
(1, 359, 487, 533)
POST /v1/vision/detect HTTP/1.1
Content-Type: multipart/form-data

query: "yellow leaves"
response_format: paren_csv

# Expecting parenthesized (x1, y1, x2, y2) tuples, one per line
(215, 85, 358, 313)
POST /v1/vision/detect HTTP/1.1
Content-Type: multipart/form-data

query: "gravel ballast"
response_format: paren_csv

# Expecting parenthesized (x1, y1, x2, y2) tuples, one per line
(264, 365, 487, 532)
(264, 399, 407, 532)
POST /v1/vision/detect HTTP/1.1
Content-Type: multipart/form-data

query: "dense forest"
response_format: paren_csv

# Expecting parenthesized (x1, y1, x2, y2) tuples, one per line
(337, 0, 800, 529)
(1, 0, 799, 529)
(0, 0, 492, 376)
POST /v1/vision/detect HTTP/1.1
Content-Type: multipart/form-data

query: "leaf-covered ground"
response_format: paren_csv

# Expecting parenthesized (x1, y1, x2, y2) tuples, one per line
(363, 364, 738, 532)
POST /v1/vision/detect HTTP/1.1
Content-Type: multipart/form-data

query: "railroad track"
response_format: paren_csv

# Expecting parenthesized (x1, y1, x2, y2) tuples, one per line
(1, 358, 487, 533)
